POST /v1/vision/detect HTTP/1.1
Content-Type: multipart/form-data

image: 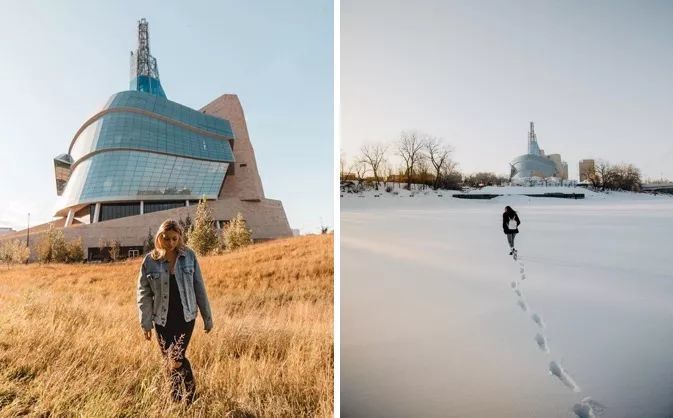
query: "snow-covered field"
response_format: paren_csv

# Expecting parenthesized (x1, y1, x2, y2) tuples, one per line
(341, 186, 673, 417)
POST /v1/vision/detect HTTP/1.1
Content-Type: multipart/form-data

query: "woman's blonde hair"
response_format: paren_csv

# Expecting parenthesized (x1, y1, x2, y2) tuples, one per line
(151, 219, 186, 260)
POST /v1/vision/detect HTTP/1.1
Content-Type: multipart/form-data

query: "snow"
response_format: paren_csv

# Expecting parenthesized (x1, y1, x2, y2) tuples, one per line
(341, 186, 673, 417)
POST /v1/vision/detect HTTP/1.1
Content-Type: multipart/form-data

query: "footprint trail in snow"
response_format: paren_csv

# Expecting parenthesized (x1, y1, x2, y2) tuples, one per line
(534, 333, 549, 353)
(510, 253, 604, 416)
(531, 313, 545, 328)
(572, 397, 607, 418)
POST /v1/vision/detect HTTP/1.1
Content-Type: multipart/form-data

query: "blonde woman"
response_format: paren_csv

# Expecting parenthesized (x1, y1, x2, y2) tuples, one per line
(137, 219, 213, 403)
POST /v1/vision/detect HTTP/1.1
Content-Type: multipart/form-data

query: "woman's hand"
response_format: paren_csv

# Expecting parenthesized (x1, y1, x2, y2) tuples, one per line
(144, 329, 152, 340)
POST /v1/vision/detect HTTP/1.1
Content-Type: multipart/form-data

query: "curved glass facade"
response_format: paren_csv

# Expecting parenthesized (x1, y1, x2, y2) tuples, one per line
(511, 154, 558, 178)
(70, 111, 234, 162)
(56, 90, 235, 217)
(57, 150, 227, 212)
(105, 91, 232, 137)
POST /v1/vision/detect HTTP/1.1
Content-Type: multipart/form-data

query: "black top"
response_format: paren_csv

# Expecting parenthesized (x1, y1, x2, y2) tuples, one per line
(502, 212, 521, 234)
(166, 273, 187, 325)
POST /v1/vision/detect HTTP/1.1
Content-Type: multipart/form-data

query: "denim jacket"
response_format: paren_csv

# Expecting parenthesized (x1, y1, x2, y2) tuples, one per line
(137, 247, 213, 332)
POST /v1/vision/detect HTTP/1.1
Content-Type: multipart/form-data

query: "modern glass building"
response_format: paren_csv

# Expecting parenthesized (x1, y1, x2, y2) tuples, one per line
(46, 18, 291, 259)
(54, 18, 236, 225)
(55, 90, 235, 223)
(511, 122, 568, 180)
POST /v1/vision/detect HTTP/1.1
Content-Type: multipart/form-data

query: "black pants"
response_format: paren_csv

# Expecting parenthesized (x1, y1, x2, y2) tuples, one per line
(506, 232, 517, 249)
(155, 319, 196, 402)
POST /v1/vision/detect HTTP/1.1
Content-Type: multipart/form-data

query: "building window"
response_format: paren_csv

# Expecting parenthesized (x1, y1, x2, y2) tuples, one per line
(100, 203, 141, 221)
(144, 201, 187, 214)
(128, 249, 140, 258)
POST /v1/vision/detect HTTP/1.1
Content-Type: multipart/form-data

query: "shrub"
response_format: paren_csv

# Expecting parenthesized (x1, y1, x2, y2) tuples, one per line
(108, 240, 121, 262)
(37, 226, 82, 263)
(143, 228, 154, 255)
(178, 215, 193, 244)
(52, 232, 69, 263)
(67, 237, 85, 263)
(0, 240, 30, 265)
(221, 213, 252, 251)
(189, 197, 218, 256)
(37, 226, 67, 263)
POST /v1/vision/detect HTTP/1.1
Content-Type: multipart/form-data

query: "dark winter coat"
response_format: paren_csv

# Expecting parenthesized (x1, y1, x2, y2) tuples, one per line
(502, 211, 521, 234)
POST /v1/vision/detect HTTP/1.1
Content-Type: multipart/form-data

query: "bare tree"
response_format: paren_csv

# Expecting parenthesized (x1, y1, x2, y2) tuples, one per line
(350, 160, 368, 188)
(416, 156, 430, 189)
(398, 130, 425, 190)
(425, 137, 455, 190)
(595, 159, 611, 190)
(380, 160, 392, 188)
(585, 170, 600, 189)
(580, 164, 599, 189)
(360, 143, 388, 190)
(340, 150, 347, 182)
(611, 162, 642, 191)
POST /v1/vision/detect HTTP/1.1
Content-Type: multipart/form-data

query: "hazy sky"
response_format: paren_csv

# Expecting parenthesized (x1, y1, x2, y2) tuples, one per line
(342, 0, 673, 181)
(0, 0, 332, 233)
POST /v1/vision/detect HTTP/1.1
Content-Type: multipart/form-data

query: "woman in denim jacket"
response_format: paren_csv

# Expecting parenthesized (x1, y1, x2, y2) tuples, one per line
(137, 219, 213, 403)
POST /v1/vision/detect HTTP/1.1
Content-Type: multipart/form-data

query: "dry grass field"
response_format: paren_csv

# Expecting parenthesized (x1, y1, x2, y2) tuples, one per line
(0, 234, 333, 417)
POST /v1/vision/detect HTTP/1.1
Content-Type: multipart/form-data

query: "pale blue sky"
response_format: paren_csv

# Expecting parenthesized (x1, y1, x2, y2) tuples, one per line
(342, 0, 673, 181)
(0, 0, 333, 233)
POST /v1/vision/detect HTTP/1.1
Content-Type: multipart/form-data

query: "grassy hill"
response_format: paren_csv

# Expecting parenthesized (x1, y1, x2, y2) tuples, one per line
(0, 234, 333, 417)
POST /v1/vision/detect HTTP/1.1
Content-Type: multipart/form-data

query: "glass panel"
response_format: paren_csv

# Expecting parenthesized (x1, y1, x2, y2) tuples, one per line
(70, 111, 233, 163)
(107, 91, 233, 137)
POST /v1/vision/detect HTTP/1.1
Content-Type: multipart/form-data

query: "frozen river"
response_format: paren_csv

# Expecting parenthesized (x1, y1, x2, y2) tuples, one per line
(341, 187, 673, 417)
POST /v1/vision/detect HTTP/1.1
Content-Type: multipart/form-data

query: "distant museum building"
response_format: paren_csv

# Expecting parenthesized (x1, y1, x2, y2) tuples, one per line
(510, 122, 568, 181)
(6, 19, 291, 260)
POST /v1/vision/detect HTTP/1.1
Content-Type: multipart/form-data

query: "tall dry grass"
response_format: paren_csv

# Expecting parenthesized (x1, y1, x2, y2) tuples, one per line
(0, 234, 333, 417)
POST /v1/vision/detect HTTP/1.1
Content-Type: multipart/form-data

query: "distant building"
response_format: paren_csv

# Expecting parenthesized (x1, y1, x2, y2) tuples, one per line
(2, 18, 292, 260)
(0, 227, 16, 236)
(579, 159, 595, 182)
(510, 122, 568, 181)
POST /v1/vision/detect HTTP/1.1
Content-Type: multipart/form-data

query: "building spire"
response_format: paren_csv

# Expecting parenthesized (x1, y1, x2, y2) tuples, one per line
(527, 121, 540, 155)
(129, 18, 166, 98)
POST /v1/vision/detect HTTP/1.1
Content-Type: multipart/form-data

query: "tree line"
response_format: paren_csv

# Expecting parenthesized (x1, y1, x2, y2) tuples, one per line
(341, 130, 511, 191)
(581, 160, 643, 191)
(344, 130, 647, 192)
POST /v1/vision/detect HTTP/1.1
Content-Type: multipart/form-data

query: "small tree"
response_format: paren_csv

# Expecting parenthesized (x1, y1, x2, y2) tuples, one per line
(37, 225, 67, 263)
(98, 238, 109, 261)
(108, 240, 121, 262)
(425, 137, 455, 190)
(179, 214, 194, 244)
(67, 238, 84, 263)
(0, 240, 30, 266)
(143, 228, 155, 254)
(360, 143, 388, 190)
(398, 130, 426, 190)
(221, 213, 252, 251)
(51, 229, 69, 263)
(350, 160, 368, 190)
(15, 241, 31, 264)
(0, 241, 12, 267)
(190, 197, 218, 256)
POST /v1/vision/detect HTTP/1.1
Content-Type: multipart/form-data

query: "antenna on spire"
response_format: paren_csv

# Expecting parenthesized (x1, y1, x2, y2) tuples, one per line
(129, 18, 166, 97)
(527, 121, 540, 155)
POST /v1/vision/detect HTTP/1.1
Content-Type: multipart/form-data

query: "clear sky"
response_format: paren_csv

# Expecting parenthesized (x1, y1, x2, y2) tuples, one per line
(0, 0, 333, 233)
(342, 0, 673, 181)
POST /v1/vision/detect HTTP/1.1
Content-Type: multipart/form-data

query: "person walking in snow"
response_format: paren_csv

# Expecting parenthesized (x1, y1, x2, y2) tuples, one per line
(502, 206, 521, 255)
